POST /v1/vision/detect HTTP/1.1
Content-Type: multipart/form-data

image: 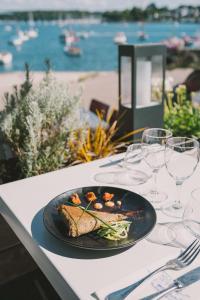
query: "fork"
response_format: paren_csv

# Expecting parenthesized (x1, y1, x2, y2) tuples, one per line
(106, 239, 200, 300)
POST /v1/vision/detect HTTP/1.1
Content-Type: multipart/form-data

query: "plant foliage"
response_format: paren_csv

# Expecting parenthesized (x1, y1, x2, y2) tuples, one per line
(164, 85, 200, 138)
(68, 111, 144, 164)
(0, 64, 81, 182)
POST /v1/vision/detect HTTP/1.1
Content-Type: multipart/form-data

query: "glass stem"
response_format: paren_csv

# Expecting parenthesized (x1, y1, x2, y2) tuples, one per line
(173, 182, 183, 209)
(152, 169, 158, 194)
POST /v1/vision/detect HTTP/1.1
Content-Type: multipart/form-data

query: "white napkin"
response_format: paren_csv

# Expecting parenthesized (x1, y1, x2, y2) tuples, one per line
(92, 256, 198, 300)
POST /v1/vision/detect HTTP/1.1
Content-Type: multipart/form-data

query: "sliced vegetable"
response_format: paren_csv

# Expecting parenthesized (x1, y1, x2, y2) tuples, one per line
(97, 220, 131, 241)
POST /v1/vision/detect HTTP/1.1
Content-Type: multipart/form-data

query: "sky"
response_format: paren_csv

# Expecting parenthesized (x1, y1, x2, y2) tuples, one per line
(0, 0, 200, 12)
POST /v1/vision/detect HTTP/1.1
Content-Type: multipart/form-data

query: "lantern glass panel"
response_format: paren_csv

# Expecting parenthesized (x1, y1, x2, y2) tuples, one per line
(151, 55, 163, 104)
(120, 56, 132, 108)
(136, 57, 152, 108)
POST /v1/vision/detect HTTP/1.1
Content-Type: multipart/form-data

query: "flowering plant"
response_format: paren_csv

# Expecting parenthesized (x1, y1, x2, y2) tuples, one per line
(164, 85, 200, 138)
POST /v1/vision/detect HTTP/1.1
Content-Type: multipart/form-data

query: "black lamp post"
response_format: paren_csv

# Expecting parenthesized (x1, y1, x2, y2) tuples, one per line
(118, 43, 166, 139)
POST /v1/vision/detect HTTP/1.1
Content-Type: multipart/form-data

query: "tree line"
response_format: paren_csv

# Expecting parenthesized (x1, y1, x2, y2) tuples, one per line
(0, 4, 200, 22)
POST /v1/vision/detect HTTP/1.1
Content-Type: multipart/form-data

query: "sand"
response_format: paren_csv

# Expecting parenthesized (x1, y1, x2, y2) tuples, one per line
(0, 68, 193, 111)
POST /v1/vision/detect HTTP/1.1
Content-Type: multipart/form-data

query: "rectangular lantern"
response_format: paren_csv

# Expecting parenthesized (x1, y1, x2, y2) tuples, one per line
(118, 44, 166, 139)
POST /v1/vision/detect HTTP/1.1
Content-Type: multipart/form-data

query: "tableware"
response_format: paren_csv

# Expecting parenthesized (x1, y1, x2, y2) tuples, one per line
(43, 186, 156, 250)
(183, 188, 200, 239)
(146, 222, 195, 249)
(94, 170, 150, 186)
(99, 158, 125, 168)
(163, 137, 199, 218)
(141, 128, 172, 208)
(123, 143, 144, 168)
(105, 239, 200, 300)
(141, 266, 200, 300)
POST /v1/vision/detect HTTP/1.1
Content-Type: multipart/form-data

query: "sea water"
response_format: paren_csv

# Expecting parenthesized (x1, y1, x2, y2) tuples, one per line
(0, 21, 199, 72)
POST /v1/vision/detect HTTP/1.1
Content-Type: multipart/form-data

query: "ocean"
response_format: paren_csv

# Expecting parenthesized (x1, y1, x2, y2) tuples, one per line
(0, 21, 199, 72)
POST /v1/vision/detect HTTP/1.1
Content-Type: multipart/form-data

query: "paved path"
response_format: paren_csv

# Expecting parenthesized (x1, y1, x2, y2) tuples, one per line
(0, 69, 193, 111)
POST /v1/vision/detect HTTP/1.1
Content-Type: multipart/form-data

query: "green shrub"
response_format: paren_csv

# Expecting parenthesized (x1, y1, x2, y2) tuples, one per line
(164, 85, 200, 138)
(0, 65, 82, 182)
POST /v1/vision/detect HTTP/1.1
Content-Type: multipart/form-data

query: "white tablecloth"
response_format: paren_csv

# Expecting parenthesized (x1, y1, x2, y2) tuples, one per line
(0, 153, 200, 299)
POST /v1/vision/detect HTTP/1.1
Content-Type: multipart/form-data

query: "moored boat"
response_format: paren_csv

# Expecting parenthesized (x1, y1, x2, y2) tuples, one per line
(77, 31, 90, 39)
(113, 32, 127, 45)
(137, 31, 149, 41)
(4, 25, 12, 32)
(0, 52, 13, 65)
(27, 28, 38, 38)
(64, 46, 82, 56)
(9, 36, 23, 46)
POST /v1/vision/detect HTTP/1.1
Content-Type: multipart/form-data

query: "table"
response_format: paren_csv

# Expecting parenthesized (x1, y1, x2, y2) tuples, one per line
(0, 153, 200, 300)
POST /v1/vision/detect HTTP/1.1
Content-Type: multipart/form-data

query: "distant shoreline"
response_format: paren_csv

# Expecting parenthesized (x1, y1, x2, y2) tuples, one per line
(0, 5, 200, 23)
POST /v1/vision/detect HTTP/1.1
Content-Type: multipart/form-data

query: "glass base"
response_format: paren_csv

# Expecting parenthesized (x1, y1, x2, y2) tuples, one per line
(162, 202, 184, 218)
(146, 222, 177, 246)
(146, 222, 195, 248)
(94, 170, 150, 186)
(142, 190, 167, 210)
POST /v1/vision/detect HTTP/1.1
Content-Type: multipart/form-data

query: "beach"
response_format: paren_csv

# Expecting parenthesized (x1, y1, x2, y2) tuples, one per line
(0, 68, 193, 111)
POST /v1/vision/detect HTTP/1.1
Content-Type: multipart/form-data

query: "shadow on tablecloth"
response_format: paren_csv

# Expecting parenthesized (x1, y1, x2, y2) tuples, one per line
(31, 207, 132, 259)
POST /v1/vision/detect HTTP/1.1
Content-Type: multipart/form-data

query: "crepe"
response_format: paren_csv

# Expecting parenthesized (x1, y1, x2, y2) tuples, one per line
(58, 204, 127, 237)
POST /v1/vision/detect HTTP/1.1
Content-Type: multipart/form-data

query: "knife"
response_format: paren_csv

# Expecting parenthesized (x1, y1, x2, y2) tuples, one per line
(99, 152, 142, 168)
(140, 266, 200, 300)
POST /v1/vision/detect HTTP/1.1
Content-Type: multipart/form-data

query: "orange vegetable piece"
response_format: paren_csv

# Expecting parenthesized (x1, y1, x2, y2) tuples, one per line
(70, 193, 81, 205)
(86, 192, 97, 202)
(102, 192, 114, 201)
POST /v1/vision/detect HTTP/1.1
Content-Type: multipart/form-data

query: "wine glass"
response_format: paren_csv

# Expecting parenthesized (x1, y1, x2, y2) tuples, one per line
(183, 188, 200, 239)
(141, 128, 172, 208)
(163, 137, 199, 218)
(122, 143, 152, 184)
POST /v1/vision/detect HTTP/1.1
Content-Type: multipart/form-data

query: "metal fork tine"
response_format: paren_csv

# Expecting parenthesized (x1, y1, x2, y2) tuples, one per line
(180, 241, 200, 262)
(178, 239, 198, 260)
(182, 242, 200, 263)
(185, 245, 200, 266)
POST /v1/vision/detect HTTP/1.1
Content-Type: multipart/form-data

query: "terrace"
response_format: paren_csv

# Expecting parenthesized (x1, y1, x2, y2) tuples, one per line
(0, 2, 200, 300)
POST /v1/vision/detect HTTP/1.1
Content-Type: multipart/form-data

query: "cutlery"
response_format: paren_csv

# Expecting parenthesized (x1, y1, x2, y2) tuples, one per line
(140, 266, 200, 300)
(105, 239, 200, 300)
(99, 158, 124, 168)
(100, 152, 142, 168)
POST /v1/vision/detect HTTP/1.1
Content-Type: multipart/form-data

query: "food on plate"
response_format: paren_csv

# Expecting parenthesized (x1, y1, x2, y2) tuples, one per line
(94, 203, 103, 210)
(116, 200, 122, 207)
(105, 201, 115, 208)
(57, 204, 126, 237)
(85, 192, 97, 202)
(70, 193, 81, 205)
(102, 192, 114, 201)
(97, 220, 131, 241)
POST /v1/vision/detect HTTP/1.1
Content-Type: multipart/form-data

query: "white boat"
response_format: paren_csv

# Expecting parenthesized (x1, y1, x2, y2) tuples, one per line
(27, 28, 38, 38)
(163, 36, 185, 50)
(0, 52, 13, 65)
(77, 31, 90, 39)
(137, 31, 149, 41)
(18, 30, 29, 42)
(64, 45, 82, 56)
(113, 32, 127, 45)
(4, 25, 12, 32)
(60, 30, 79, 44)
(9, 36, 23, 46)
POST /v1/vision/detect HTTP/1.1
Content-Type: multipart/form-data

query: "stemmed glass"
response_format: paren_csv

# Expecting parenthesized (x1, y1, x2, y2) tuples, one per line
(183, 188, 200, 239)
(141, 128, 172, 208)
(163, 137, 199, 218)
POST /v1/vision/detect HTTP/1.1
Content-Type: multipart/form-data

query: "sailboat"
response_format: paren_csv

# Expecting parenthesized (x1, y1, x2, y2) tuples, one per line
(0, 52, 13, 65)
(27, 12, 38, 38)
(63, 31, 82, 56)
(113, 32, 127, 45)
(137, 22, 149, 41)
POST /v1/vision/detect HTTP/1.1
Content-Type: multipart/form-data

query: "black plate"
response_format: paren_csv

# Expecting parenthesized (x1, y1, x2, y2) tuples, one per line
(43, 186, 156, 250)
